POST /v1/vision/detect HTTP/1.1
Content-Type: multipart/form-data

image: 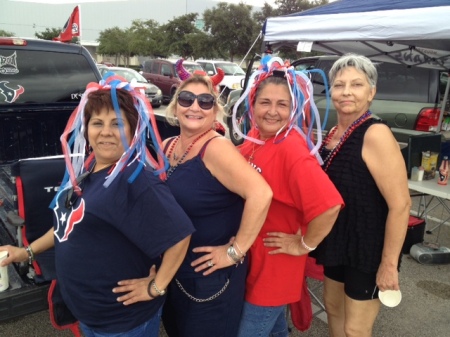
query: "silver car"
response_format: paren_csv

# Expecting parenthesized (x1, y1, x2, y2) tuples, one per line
(97, 66, 163, 108)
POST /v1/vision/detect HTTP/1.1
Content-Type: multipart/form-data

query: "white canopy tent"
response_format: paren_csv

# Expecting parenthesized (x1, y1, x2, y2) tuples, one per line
(262, 0, 450, 130)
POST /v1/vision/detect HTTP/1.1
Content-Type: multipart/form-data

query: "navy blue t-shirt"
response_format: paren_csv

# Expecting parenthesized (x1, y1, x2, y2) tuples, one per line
(53, 163, 194, 333)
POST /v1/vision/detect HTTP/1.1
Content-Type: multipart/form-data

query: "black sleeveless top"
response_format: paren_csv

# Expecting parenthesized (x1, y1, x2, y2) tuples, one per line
(314, 118, 388, 273)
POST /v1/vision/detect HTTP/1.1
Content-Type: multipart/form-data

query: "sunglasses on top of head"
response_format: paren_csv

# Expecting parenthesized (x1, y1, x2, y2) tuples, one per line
(177, 91, 215, 110)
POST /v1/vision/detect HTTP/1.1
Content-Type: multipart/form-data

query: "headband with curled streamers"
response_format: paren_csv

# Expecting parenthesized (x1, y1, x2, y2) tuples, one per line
(53, 73, 168, 204)
(231, 55, 330, 163)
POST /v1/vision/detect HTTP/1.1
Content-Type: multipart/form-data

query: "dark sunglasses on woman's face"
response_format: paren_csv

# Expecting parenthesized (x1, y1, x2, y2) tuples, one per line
(177, 91, 215, 110)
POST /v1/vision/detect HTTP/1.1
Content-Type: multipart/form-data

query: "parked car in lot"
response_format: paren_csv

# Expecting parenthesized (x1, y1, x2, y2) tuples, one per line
(97, 65, 163, 108)
(195, 60, 246, 101)
(224, 55, 446, 145)
(141, 59, 203, 104)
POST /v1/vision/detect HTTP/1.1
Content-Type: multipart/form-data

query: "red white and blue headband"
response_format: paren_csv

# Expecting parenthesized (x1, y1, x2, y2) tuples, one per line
(231, 55, 330, 162)
(57, 73, 168, 196)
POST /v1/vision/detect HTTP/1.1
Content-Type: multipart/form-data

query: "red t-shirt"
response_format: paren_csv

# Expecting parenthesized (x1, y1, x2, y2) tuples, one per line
(239, 129, 343, 306)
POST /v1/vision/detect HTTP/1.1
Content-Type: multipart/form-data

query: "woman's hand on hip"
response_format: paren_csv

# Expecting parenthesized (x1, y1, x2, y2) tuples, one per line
(263, 228, 306, 256)
(192, 244, 235, 276)
(113, 265, 157, 305)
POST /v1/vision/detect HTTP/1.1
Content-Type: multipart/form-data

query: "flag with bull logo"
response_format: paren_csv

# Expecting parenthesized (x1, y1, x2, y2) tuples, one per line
(53, 5, 81, 42)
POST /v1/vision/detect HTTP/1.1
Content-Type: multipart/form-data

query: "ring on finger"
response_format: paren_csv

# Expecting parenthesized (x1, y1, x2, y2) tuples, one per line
(207, 260, 214, 267)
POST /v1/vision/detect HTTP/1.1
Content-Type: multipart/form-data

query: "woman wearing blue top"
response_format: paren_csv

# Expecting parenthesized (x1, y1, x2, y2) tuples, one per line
(116, 62, 273, 337)
(0, 75, 195, 336)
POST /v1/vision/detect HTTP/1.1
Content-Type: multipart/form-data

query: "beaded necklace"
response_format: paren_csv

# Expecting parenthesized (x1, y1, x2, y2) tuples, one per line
(166, 128, 212, 179)
(320, 111, 372, 172)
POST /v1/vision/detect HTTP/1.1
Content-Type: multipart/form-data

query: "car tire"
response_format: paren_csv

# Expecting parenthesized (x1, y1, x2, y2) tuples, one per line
(152, 103, 161, 108)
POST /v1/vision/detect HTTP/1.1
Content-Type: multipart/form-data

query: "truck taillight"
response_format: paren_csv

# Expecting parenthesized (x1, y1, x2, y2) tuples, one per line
(415, 107, 441, 132)
(0, 37, 27, 46)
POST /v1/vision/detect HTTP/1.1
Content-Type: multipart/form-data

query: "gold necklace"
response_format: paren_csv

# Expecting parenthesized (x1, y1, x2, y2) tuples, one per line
(248, 142, 264, 162)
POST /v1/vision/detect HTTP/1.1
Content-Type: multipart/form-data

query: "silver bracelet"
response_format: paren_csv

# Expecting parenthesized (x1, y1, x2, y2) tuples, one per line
(301, 236, 317, 251)
(234, 241, 245, 256)
(25, 245, 35, 264)
(227, 245, 244, 264)
(151, 279, 166, 296)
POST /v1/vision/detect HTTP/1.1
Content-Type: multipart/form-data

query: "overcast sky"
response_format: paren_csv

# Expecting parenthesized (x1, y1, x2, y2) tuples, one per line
(1, 0, 278, 42)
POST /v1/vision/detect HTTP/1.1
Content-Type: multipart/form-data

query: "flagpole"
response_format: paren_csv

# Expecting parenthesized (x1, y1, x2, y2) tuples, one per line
(78, 5, 81, 45)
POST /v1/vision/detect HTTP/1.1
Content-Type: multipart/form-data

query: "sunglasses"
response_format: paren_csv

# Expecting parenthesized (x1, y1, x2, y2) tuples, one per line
(177, 91, 215, 110)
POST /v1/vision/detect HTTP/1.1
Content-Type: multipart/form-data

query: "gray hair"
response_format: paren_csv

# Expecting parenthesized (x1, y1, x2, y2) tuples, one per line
(328, 54, 378, 88)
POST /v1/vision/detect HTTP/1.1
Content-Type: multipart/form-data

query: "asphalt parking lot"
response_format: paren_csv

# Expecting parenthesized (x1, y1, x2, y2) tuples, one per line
(1, 151, 449, 337)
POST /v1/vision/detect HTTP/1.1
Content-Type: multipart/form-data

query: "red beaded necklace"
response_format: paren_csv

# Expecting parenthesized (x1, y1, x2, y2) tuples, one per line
(166, 128, 212, 179)
(320, 111, 372, 172)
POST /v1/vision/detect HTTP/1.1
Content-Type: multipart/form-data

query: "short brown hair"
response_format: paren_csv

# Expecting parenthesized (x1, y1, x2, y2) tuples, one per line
(84, 89, 138, 139)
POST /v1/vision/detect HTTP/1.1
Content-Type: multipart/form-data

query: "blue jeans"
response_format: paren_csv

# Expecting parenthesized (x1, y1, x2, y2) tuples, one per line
(237, 302, 288, 337)
(79, 308, 162, 337)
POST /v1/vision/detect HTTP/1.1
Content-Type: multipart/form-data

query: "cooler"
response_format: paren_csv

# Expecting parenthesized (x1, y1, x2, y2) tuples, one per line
(402, 216, 426, 254)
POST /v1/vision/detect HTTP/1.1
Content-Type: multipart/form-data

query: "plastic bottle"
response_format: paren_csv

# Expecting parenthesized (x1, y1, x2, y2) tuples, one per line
(438, 156, 449, 185)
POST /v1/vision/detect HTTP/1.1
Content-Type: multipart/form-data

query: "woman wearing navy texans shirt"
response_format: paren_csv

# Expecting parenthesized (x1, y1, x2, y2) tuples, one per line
(0, 76, 195, 337)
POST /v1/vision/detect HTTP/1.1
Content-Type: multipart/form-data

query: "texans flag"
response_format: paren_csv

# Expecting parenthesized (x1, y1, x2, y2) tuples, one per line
(53, 6, 81, 42)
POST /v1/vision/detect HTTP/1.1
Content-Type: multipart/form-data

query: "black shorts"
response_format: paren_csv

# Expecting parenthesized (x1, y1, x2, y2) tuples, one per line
(323, 265, 379, 301)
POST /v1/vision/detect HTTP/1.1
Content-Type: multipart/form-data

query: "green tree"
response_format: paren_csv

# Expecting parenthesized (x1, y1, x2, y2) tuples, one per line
(158, 13, 203, 59)
(0, 29, 15, 37)
(203, 2, 257, 62)
(253, 3, 278, 27)
(186, 32, 217, 60)
(34, 27, 79, 43)
(275, 0, 328, 15)
(98, 27, 134, 66)
(128, 19, 162, 57)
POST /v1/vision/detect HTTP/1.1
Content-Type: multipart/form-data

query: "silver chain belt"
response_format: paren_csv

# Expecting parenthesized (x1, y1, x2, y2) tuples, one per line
(175, 278, 230, 302)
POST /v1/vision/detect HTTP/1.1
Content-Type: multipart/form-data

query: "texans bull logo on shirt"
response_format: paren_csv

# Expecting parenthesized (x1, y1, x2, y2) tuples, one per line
(53, 190, 85, 242)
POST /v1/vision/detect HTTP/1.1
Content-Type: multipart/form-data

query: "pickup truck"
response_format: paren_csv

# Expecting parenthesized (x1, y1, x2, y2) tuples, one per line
(0, 37, 178, 323)
(224, 55, 448, 145)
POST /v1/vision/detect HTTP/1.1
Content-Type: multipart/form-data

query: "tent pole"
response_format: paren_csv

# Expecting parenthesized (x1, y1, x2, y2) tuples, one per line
(436, 72, 450, 133)
(236, 31, 262, 70)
